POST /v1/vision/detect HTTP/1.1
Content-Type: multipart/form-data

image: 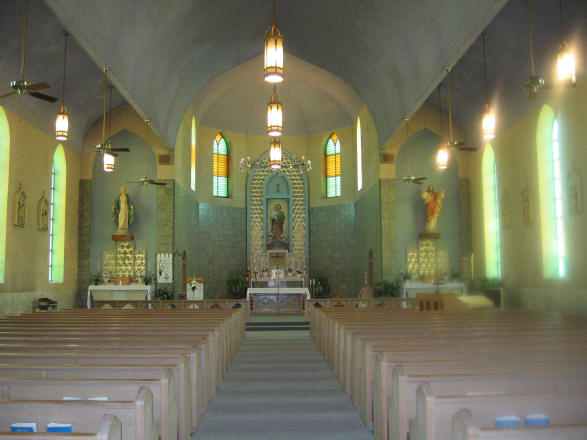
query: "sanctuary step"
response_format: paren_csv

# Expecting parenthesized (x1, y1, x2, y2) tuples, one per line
(246, 321, 310, 331)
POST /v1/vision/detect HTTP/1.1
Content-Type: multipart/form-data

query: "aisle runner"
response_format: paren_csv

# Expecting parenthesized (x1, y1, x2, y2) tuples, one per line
(193, 330, 373, 439)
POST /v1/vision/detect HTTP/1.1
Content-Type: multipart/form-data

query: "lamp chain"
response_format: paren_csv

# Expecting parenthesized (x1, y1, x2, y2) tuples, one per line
(559, 0, 565, 40)
(526, 0, 536, 76)
(482, 32, 489, 106)
(437, 85, 443, 139)
(20, 0, 28, 82)
(102, 68, 108, 144)
(61, 33, 69, 102)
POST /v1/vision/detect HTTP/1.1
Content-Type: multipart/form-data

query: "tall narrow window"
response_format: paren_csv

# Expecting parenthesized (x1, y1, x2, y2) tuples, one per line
(191, 118, 196, 191)
(551, 119, 565, 277)
(357, 117, 362, 191)
(0, 107, 10, 283)
(49, 145, 66, 283)
(537, 106, 566, 278)
(325, 133, 341, 198)
(482, 145, 501, 278)
(213, 133, 229, 198)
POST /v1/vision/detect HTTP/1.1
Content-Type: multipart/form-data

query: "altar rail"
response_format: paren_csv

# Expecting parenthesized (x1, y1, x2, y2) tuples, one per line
(304, 298, 417, 319)
(89, 299, 250, 319)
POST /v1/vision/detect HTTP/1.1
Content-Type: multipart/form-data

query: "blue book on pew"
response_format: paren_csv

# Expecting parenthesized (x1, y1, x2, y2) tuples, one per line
(47, 423, 73, 433)
(525, 413, 550, 426)
(495, 415, 521, 428)
(11, 423, 38, 432)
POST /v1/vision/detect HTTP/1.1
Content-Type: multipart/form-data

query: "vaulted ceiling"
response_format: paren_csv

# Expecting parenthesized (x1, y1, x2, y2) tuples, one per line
(0, 0, 583, 151)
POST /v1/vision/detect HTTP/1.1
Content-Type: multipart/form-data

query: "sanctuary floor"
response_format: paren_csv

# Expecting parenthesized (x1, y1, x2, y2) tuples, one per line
(192, 316, 373, 439)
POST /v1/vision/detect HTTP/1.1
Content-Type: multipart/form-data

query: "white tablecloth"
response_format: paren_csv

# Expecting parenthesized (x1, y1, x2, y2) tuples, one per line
(246, 287, 310, 300)
(87, 284, 155, 308)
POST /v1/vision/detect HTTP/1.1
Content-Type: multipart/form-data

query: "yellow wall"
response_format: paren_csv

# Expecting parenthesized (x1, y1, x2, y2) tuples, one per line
(469, 82, 586, 314)
(0, 107, 79, 312)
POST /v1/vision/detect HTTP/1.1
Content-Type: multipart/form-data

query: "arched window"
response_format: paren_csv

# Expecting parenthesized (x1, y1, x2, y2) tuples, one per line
(213, 133, 229, 198)
(357, 117, 362, 191)
(537, 107, 565, 278)
(49, 145, 66, 283)
(482, 145, 501, 278)
(191, 118, 196, 191)
(325, 133, 341, 198)
(0, 107, 10, 283)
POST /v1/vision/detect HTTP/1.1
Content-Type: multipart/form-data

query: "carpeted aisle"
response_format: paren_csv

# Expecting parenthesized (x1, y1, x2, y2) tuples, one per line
(192, 317, 373, 439)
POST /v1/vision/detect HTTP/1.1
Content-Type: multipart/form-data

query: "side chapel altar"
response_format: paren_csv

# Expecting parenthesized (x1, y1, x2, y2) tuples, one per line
(245, 153, 310, 314)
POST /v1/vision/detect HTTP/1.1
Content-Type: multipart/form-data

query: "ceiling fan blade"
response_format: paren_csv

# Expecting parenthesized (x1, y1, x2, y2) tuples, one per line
(126, 181, 143, 184)
(0, 91, 17, 100)
(110, 147, 130, 152)
(30, 91, 58, 103)
(27, 81, 50, 91)
(458, 146, 477, 151)
(414, 177, 427, 182)
(150, 182, 166, 186)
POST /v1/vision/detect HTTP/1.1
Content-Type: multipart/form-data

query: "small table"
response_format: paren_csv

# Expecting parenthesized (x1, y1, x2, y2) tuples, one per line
(87, 284, 155, 308)
(247, 288, 310, 314)
(402, 281, 466, 299)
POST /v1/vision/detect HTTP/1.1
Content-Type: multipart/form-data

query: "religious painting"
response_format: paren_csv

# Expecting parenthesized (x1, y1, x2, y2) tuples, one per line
(567, 169, 583, 215)
(266, 198, 289, 250)
(157, 252, 173, 283)
(37, 192, 49, 231)
(520, 184, 534, 225)
(13, 183, 27, 227)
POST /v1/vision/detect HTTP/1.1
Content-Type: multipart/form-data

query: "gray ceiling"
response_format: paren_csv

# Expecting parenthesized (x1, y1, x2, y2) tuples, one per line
(0, 0, 583, 152)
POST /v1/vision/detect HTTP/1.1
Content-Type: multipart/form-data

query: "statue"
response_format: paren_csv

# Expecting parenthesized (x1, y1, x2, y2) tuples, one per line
(421, 185, 445, 232)
(112, 186, 134, 232)
(271, 203, 285, 241)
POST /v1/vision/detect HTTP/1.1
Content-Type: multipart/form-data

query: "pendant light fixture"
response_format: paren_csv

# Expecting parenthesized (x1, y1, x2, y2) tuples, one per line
(55, 32, 69, 141)
(267, 86, 283, 136)
(522, 0, 544, 98)
(264, 0, 284, 83)
(269, 137, 282, 169)
(481, 33, 496, 141)
(556, 0, 576, 84)
(101, 68, 115, 172)
(435, 85, 449, 170)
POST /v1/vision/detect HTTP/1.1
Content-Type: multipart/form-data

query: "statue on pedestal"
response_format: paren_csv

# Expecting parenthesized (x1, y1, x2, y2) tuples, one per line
(112, 186, 134, 233)
(421, 185, 445, 232)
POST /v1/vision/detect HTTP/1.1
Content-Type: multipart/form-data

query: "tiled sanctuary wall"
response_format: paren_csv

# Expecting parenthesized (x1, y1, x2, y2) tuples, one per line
(380, 179, 398, 280)
(77, 179, 92, 307)
(196, 204, 247, 298)
(174, 184, 199, 295)
(309, 203, 356, 296)
(353, 182, 382, 294)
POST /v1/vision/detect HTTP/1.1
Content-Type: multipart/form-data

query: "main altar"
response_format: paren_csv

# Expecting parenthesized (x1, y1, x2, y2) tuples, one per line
(245, 152, 310, 314)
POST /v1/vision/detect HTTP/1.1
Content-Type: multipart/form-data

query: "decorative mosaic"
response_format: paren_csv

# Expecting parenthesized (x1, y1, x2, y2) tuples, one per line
(116, 240, 134, 277)
(418, 238, 436, 282)
(134, 250, 146, 282)
(248, 152, 307, 276)
(406, 248, 418, 279)
(102, 250, 116, 284)
(437, 249, 449, 280)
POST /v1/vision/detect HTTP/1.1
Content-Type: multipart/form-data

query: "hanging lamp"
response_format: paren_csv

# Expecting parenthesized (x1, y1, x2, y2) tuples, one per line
(55, 33, 69, 141)
(522, 0, 544, 98)
(481, 33, 496, 141)
(264, 0, 284, 83)
(556, 0, 576, 84)
(435, 85, 449, 170)
(267, 86, 283, 136)
(269, 137, 282, 169)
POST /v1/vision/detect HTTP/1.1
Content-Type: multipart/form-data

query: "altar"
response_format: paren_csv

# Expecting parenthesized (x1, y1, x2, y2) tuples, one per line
(401, 281, 466, 299)
(247, 277, 309, 314)
(87, 284, 154, 308)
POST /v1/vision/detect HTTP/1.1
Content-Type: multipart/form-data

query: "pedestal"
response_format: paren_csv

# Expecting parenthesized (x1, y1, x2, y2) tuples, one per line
(417, 233, 439, 283)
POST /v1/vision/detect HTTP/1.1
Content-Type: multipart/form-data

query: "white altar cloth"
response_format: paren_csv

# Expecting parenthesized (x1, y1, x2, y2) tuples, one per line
(401, 281, 466, 299)
(87, 284, 155, 308)
(246, 287, 310, 300)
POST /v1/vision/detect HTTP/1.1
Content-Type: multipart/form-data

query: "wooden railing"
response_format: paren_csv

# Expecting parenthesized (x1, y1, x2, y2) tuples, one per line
(303, 297, 417, 319)
(90, 299, 251, 320)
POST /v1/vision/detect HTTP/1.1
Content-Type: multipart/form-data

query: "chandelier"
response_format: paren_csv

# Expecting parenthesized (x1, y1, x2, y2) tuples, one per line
(264, 0, 284, 83)
(267, 86, 283, 136)
(240, 153, 311, 174)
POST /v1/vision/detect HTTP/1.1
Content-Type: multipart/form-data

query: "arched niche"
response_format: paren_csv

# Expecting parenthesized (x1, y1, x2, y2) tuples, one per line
(247, 150, 309, 276)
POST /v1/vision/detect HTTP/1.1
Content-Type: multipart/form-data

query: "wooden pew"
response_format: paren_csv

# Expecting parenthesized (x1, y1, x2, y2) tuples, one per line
(0, 414, 121, 440)
(414, 382, 587, 440)
(452, 409, 587, 440)
(0, 377, 175, 440)
(0, 387, 156, 440)
(388, 365, 587, 440)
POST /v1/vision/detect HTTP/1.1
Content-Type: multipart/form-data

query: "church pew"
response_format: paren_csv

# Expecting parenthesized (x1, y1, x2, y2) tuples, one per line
(452, 409, 587, 440)
(0, 353, 191, 439)
(387, 365, 587, 440)
(0, 387, 156, 440)
(413, 382, 587, 440)
(0, 365, 182, 440)
(0, 377, 176, 440)
(0, 414, 121, 440)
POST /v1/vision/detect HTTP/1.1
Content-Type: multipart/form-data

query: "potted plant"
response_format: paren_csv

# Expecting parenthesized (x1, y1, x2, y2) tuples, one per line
(142, 273, 153, 285)
(91, 272, 102, 285)
(374, 279, 401, 298)
(155, 286, 174, 300)
(226, 276, 247, 299)
(313, 276, 330, 299)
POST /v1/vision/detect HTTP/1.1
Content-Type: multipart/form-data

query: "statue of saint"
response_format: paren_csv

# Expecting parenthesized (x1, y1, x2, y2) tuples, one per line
(421, 185, 445, 232)
(112, 186, 134, 232)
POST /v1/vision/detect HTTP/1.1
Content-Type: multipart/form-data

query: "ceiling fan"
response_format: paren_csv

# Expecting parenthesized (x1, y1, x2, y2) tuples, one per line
(95, 68, 130, 157)
(127, 120, 166, 186)
(444, 66, 476, 152)
(401, 118, 427, 185)
(0, 0, 58, 103)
